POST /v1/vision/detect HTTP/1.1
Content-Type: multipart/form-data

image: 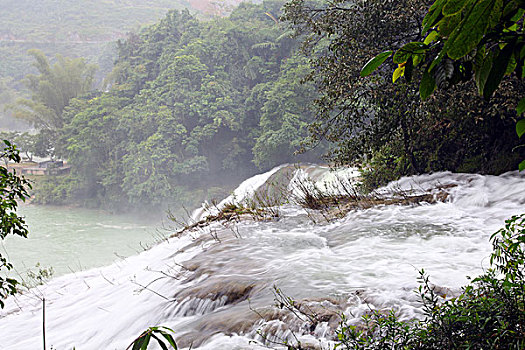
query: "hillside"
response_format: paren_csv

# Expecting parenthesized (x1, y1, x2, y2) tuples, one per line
(1, 1, 188, 81)
(28, 1, 322, 210)
(0, 0, 244, 129)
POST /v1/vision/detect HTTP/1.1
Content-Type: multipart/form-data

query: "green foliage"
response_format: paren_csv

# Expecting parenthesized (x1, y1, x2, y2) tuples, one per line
(21, 263, 54, 289)
(283, 0, 432, 170)
(369, 0, 525, 99)
(490, 214, 525, 283)
(360, 0, 525, 171)
(127, 326, 177, 350)
(360, 51, 393, 77)
(32, 174, 84, 206)
(359, 145, 408, 193)
(14, 49, 97, 134)
(0, 131, 52, 160)
(333, 214, 525, 349)
(40, 2, 321, 211)
(252, 56, 319, 168)
(284, 0, 525, 187)
(0, 140, 31, 308)
(0, 0, 198, 95)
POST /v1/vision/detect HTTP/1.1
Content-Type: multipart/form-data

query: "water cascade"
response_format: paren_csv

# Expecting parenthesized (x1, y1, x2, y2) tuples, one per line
(0, 166, 523, 349)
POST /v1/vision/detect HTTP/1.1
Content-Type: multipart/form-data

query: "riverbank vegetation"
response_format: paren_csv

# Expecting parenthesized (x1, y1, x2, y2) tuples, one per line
(0, 141, 30, 308)
(16, 2, 323, 211)
(7, 0, 522, 211)
(283, 0, 525, 190)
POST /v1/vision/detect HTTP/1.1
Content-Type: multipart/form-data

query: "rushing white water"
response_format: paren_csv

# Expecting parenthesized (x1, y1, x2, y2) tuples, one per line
(191, 164, 287, 221)
(0, 168, 524, 350)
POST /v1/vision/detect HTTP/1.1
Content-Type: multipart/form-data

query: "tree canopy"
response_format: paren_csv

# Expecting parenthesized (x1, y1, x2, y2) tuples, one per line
(13, 49, 97, 131)
(33, 2, 322, 211)
(283, 0, 524, 188)
(360, 0, 525, 170)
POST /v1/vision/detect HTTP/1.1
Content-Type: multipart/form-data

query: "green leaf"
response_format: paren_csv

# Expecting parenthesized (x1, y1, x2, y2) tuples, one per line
(516, 119, 525, 138)
(488, 0, 504, 28)
(502, 1, 521, 20)
(475, 48, 493, 95)
(413, 53, 425, 66)
(360, 51, 393, 77)
(140, 334, 151, 350)
(505, 53, 517, 75)
(132, 335, 146, 350)
(446, 0, 503, 60)
(159, 331, 177, 349)
(393, 66, 405, 83)
(483, 41, 515, 99)
(519, 160, 525, 172)
(423, 31, 439, 45)
(443, 0, 471, 16)
(517, 98, 525, 116)
(510, 8, 525, 22)
(151, 334, 169, 350)
(393, 42, 428, 64)
(438, 12, 461, 36)
(423, 0, 447, 35)
(429, 49, 445, 72)
(420, 68, 436, 99)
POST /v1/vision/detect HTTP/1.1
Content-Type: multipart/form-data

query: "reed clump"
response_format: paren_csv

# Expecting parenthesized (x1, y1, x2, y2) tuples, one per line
(289, 171, 451, 221)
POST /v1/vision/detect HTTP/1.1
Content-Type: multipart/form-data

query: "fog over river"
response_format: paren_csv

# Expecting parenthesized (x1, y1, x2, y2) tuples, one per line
(1, 205, 164, 278)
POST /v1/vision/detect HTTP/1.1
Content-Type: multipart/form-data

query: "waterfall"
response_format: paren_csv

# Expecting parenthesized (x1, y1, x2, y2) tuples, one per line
(0, 167, 523, 349)
(191, 164, 287, 222)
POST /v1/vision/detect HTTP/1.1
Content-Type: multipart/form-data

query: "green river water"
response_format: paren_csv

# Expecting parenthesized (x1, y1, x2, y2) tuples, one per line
(1, 204, 167, 279)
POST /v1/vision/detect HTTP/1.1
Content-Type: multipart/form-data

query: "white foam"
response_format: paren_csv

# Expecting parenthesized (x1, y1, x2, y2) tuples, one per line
(0, 169, 523, 349)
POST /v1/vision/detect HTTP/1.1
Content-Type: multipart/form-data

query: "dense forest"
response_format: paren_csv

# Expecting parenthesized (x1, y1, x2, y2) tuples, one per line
(7, 0, 524, 211)
(22, 2, 322, 210)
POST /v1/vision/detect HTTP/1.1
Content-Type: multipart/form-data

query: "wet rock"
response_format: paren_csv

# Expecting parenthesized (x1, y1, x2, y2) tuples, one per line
(172, 278, 259, 317)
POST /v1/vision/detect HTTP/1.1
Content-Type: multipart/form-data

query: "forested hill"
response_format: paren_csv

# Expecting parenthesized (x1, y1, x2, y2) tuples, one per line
(0, 0, 210, 130)
(0, 0, 249, 124)
(35, 1, 321, 210)
(1, 0, 188, 43)
(0, 0, 202, 83)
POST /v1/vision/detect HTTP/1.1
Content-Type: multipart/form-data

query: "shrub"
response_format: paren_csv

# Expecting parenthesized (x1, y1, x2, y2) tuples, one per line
(335, 214, 525, 349)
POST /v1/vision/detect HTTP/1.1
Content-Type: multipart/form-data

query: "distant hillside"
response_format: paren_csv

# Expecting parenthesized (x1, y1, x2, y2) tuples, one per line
(1, 1, 187, 81)
(0, 0, 244, 129)
(1, 1, 192, 43)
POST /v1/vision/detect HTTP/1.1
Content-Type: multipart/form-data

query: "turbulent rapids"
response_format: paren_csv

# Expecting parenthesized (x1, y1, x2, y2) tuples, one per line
(0, 165, 524, 349)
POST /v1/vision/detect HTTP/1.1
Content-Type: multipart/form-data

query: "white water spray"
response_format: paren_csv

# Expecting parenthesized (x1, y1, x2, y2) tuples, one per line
(0, 167, 523, 349)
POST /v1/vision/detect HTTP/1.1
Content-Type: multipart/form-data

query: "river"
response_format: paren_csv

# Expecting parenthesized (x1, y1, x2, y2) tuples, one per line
(0, 167, 523, 349)
(1, 205, 164, 279)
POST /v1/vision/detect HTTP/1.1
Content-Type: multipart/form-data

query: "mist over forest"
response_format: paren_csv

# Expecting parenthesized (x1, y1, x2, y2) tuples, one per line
(0, 0, 236, 130)
(2, 0, 523, 213)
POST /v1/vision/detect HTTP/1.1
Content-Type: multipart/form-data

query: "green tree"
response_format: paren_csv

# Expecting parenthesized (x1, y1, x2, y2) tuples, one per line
(13, 49, 96, 148)
(33, 3, 323, 210)
(0, 140, 31, 308)
(361, 0, 525, 170)
(283, 0, 524, 186)
(253, 57, 319, 168)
